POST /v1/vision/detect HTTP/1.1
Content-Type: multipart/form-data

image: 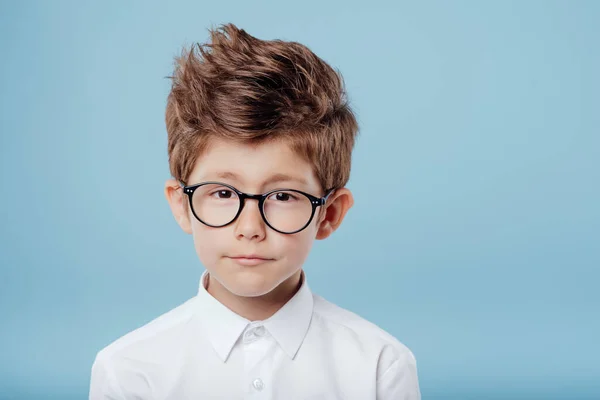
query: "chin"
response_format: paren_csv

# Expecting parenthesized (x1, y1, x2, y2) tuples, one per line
(231, 287, 275, 298)
(225, 279, 277, 298)
(218, 268, 278, 297)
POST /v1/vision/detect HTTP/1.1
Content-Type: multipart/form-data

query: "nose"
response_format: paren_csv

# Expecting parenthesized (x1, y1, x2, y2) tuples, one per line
(233, 198, 266, 241)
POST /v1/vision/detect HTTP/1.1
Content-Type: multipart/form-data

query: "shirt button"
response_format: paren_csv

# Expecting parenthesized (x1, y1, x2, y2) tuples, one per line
(254, 326, 265, 337)
(243, 331, 255, 343)
(252, 378, 264, 391)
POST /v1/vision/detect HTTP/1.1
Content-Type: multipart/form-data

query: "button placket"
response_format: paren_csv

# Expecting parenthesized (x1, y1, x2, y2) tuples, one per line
(242, 324, 272, 397)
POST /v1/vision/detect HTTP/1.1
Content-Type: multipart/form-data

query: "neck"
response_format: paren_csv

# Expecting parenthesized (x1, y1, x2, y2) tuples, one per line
(206, 270, 303, 321)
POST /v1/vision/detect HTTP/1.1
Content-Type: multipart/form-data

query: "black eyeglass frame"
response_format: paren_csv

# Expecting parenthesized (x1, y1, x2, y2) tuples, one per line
(180, 181, 336, 234)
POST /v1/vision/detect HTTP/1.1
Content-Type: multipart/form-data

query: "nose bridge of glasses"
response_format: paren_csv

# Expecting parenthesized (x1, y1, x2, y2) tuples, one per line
(241, 193, 264, 201)
(237, 193, 266, 216)
(238, 192, 265, 208)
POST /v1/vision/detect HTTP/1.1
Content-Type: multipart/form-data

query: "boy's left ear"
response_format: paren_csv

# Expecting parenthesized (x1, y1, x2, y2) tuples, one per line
(315, 188, 354, 240)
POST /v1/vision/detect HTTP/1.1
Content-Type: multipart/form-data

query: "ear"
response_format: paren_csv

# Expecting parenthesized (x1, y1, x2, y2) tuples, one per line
(315, 187, 354, 240)
(164, 178, 192, 234)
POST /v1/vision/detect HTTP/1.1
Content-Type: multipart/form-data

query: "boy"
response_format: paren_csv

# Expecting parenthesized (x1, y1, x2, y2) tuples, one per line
(89, 23, 420, 399)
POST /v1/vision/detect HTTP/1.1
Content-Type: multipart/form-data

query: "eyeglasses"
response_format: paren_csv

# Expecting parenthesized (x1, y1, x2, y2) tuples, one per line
(180, 181, 335, 234)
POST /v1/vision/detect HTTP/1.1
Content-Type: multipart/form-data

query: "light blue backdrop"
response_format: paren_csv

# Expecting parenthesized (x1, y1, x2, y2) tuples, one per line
(1, 1, 598, 399)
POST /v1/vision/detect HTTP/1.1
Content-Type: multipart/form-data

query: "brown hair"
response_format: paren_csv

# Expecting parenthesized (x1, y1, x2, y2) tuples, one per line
(165, 23, 358, 192)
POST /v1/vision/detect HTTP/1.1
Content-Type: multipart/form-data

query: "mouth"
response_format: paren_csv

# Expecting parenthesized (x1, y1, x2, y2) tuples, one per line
(226, 255, 274, 266)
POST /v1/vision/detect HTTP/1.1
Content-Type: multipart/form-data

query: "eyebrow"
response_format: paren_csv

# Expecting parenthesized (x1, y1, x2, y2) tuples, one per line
(211, 171, 308, 186)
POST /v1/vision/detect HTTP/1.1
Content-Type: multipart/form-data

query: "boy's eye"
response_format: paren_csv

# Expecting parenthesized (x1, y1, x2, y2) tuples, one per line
(211, 189, 234, 199)
(268, 191, 297, 202)
(276, 193, 290, 201)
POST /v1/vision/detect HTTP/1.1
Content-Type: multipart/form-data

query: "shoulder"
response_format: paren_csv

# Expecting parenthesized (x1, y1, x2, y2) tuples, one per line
(312, 294, 414, 354)
(89, 296, 200, 399)
(93, 296, 198, 365)
(311, 293, 418, 377)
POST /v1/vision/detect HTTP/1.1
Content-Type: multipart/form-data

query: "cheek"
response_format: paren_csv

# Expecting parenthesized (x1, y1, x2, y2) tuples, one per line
(277, 230, 316, 266)
(190, 221, 227, 265)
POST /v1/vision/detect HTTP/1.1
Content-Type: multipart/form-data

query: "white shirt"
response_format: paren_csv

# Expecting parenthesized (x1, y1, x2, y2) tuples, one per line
(89, 270, 421, 400)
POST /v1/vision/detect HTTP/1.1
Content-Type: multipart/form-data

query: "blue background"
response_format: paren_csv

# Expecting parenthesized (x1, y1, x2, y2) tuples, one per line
(1, 1, 599, 399)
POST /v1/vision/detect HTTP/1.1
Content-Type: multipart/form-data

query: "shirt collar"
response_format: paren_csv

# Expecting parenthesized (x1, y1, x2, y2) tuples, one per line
(262, 270, 314, 360)
(195, 270, 314, 362)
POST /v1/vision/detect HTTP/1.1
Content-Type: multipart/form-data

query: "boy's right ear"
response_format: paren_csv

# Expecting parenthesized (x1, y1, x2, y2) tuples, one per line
(164, 179, 192, 234)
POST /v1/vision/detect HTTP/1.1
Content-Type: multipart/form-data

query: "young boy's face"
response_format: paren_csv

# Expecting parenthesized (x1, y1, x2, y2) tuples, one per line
(165, 138, 353, 298)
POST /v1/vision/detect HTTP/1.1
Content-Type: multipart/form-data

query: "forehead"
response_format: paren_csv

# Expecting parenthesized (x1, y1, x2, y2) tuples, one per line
(188, 138, 319, 189)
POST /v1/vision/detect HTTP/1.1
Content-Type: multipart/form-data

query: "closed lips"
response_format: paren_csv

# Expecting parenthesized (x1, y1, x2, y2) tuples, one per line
(229, 255, 272, 260)
(227, 255, 274, 266)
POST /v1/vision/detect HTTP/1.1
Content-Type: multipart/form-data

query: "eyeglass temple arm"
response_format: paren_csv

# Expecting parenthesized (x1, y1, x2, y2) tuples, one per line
(323, 187, 336, 203)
